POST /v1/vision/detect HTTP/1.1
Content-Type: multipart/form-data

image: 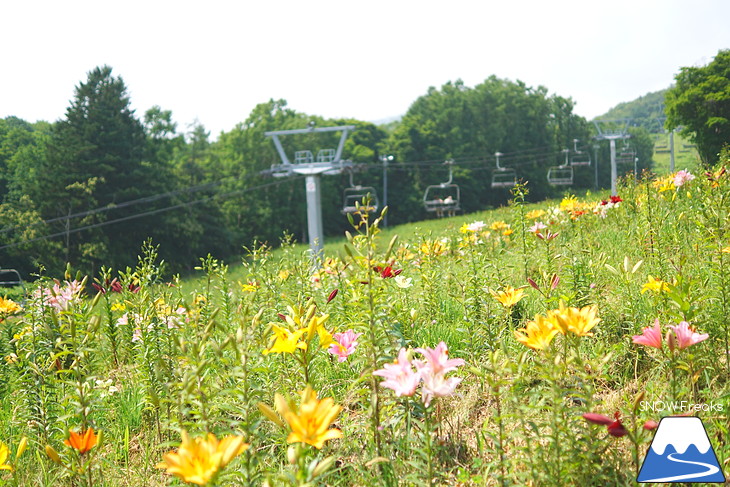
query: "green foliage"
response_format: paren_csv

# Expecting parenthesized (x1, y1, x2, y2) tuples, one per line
(666, 49, 730, 164)
(599, 89, 668, 133)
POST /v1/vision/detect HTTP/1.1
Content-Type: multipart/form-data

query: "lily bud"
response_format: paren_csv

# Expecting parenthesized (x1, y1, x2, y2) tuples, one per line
(16, 437, 27, 459)
(45, 445, 62, 464)
(287, 446, 298, 465)
(666, 330, 676, 352)
(311, 456, 336, 478)
(551, 274, 560, 290)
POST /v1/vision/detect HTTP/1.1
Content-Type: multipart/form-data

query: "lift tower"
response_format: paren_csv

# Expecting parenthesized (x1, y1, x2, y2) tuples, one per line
(265, 124, 355, 256)
(593, 119, 632, 196)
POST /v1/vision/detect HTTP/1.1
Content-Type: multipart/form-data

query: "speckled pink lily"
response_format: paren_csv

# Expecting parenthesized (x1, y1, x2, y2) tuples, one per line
(632, 319, 663, 349)
(328, 329, 362, 362)
(373, 348, 420, 397)
(668, 321, 708, 350)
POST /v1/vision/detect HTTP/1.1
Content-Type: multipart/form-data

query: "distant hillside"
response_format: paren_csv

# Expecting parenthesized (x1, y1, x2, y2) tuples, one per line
(597, 89, 669, 133)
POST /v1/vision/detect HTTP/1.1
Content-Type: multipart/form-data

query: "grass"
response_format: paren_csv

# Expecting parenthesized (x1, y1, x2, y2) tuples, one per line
(1, 166, 729, 486)
(651, 131, 700, 174)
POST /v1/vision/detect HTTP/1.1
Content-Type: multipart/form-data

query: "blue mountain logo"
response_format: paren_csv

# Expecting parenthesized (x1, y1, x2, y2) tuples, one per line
(638, 416, 725, 483)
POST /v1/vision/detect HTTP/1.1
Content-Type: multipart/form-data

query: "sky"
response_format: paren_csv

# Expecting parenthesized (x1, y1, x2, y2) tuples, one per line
(1, 0, 729, 138)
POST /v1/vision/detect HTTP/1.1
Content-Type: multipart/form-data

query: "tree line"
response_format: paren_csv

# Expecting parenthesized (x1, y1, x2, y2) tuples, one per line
(5, 61, 701, 279)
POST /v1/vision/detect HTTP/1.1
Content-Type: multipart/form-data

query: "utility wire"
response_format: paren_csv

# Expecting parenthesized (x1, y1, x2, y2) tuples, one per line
(1, 144, 590, 249)
(0, 175, 305, 251)
(0, 176, 241, 236)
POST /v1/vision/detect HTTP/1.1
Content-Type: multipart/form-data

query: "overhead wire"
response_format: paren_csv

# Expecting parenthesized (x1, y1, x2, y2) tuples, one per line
(1, 141, 592, 250)
(0, 175, 306, 251)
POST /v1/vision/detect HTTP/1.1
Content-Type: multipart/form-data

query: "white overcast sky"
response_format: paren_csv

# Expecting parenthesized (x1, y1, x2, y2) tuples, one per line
(1, 0, 728, 138)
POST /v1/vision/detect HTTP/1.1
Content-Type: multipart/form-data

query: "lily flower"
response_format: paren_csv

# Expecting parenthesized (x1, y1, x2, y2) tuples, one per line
(274, 386, 343, 450)
(414, 341, 465, 376)
(641, 275, 670, 294)
(673, 169, 695, 187)
(374, 265, 402, 278)
(64, 428, 98, 454)
(632, 319, 663, 349)
(0, 297, 21, 316)
(0, 442, 11, 471)
(515, 314, 559, 350)
(305, 313, 334, 349)
(668, 321, 709, 350)
(328, 330, 362, 362)
(552, 303, 600, 336)
(490, 286, 526, 308)
(373, 348, 421, 397)
(262, 325, 307, 355)
(583, 412, 628, 437)
(416, 365, 463, 407)
(157, 431, 248, 485)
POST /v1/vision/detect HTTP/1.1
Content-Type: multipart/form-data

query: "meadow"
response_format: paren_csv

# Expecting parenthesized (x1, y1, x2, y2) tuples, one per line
(0, 158, 729, 486)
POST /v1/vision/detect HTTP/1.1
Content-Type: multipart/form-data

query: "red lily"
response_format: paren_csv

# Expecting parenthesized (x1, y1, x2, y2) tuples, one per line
(374, 265, 402, 278)
(583, 411, 628, 437)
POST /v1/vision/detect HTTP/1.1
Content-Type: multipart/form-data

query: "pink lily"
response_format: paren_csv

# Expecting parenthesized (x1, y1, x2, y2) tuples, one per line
(373, 348, 420, 397)
(669, 321, 708, 349)
(328, 329, 362, 362)
(416, 364, 463, 407)
(414, 341, 465, 375)
(632, 319, 663, 349)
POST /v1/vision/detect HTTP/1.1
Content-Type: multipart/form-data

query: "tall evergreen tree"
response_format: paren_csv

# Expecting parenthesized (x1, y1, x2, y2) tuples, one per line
(37, 66, 155, 270)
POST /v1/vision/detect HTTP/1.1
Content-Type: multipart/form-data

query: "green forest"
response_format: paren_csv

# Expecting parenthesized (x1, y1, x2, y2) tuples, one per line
(3, 50, 728, 278)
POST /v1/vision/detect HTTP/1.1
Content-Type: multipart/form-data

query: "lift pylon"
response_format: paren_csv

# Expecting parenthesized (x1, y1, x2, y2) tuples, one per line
(264, 124, 355, 256)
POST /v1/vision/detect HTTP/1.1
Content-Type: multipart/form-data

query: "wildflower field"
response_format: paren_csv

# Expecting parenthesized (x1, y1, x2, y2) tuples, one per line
(1, 164, 730, 486)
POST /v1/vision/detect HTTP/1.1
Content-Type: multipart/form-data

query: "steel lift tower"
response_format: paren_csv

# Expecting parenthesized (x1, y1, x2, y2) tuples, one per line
(265, 124, 355, 257)
(593, 119, 632, 196)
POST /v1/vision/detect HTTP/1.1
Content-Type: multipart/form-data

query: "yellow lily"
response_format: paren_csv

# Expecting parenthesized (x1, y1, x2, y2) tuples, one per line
(274, 386, 343, 450)
(552, 303, 600, 336)
(0, 442, 12, 471)
(641, 275, 670, 294)
(306, 313, 334, 349)
(0, 297, 21, 316)
(262, 325, 307, 355)
(157, 431, 248, 486)
(490, 286, 526, 308)
(515, 314, 559, 350)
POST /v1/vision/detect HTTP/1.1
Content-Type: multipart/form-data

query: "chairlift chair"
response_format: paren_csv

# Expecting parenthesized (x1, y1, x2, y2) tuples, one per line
(616, 142, 637, 165)
(0, 268, 24, 295)
(547, 149, 574, 186)
(341, 169, 379, 215)
(570, 139, 591, 167)
(491, 152, 517, 188)
(423, 160, 461, 217)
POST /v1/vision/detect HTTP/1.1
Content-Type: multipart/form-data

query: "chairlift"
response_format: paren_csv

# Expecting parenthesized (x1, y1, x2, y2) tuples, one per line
(547, 149, 574, 186)
(0, 268, 24, 293)
(616, 141, 636, 165)
(491, 152, 517, 188)
(423, 160, 461, 217)
(570, 139, 591, 167)
(341, 169, 379, 215)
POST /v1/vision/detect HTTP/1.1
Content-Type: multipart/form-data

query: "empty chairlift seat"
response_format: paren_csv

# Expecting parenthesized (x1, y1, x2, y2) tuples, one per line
(547, 149, 574, 186)
(491, 152, 517, 188)
(342, 169, 379, 215)
(570, 139, 591, 167)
